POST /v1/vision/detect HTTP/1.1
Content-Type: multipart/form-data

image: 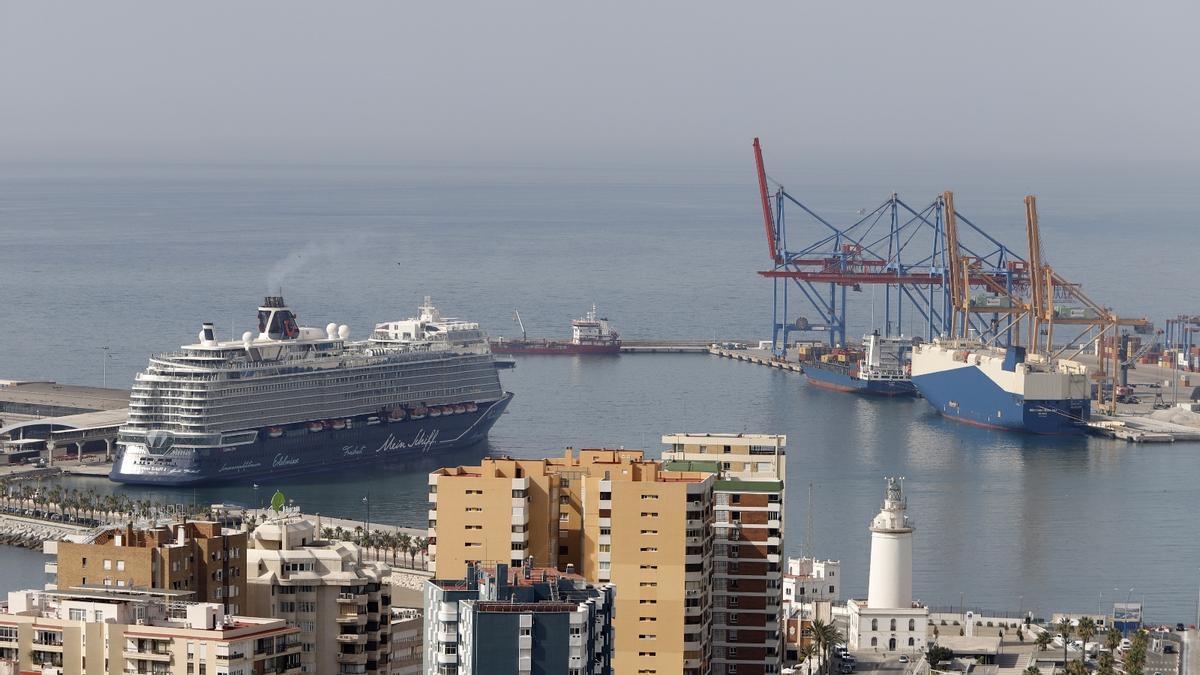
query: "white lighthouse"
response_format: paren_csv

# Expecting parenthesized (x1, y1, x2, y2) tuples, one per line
(867, 476, 914, 609)
(847, 477, 927, 654)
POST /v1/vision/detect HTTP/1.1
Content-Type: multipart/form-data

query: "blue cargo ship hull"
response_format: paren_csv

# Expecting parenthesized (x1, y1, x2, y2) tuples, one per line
(804, 364, 917, 397)
(911, 366, 1088, 434)
(110, 394, 513, 486)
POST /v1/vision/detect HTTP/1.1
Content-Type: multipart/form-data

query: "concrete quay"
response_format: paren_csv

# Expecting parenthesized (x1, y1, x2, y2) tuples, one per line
(710, 346, 805, 372)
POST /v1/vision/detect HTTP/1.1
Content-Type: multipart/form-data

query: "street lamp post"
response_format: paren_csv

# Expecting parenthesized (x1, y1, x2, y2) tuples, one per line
(101, 346, 111, 388)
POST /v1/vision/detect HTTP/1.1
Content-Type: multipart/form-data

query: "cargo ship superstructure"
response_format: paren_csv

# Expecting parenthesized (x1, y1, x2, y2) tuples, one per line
(489, 304, 621, 355)
(801, 332, 917, 396)
(910, 340, 1090, 433)
(111, 296, 512, 485)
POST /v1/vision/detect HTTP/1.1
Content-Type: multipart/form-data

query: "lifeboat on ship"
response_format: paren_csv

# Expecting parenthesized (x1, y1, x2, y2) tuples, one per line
(429, 406, 442, 418)
(387, 408, 407, 423)
(454, 404, 467, 414)
(331, 419, 347, 431)
(267, 427, 284, 438)
(410, 407, 428, 420)
(307, 422, 324, 433)
(466, 402, 478, 413)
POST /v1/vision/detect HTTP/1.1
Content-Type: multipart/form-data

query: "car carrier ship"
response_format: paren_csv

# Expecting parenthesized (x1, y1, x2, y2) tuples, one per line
(110, 296, 512, 485)
(910, 339, 1090, 434)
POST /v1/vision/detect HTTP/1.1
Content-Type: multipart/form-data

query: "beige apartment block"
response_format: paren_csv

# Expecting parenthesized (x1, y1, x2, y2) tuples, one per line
(246, 513, 392, 675)
(429, 448, 716, 675)
(0, 587, 300, 675)
(662, 433, 787, 675)
(50, 520, 247, 614)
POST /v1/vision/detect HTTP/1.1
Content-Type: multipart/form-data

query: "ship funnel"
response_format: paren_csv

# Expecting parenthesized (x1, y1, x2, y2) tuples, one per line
(200, 322, 217, 346)
(257, 296, 299, 341)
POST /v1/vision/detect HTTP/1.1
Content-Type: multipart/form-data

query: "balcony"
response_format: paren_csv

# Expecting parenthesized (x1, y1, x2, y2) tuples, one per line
(337, 633, 365, 644)
(123, 650, 172, 662)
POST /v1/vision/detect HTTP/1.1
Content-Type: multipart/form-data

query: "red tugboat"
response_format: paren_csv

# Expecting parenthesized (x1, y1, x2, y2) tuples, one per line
(490, 305, 621, 355)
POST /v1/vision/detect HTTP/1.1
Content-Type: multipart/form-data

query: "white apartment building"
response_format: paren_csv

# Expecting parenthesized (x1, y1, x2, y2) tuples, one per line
(246, 513, 392, 675)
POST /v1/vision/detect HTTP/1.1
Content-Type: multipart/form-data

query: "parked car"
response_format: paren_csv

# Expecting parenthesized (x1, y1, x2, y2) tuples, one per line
(1177, 623, 1186, 632)
(899, 655, 910, 663)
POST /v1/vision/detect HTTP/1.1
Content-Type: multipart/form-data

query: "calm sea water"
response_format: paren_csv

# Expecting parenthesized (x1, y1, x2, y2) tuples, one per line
(0, 161, 1196, 621)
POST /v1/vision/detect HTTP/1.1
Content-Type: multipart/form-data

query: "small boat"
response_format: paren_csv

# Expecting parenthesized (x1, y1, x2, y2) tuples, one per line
(466, 402, 478, 413)
(387, 408, 407, 422)
(411, 407, 428, 420)
(454, 404, 466, 415)
(429, 407, 442, 418)
(331, 419, 347, 431)
(267, 426, 284, 438)
(307, 422, 324, 433)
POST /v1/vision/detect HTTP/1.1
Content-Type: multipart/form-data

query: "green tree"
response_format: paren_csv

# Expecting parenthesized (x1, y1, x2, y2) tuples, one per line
(1036, 631, 1052, 652)
(798, 644, 819, 675)
(1024, 667, 1041, 675)
(1104, 629, 1121, 653)
(1077, 617, 1097, 667)
(810, 619, 844, 675)
(1057, 617, 1074, 669)
(397, 533, 412, 566)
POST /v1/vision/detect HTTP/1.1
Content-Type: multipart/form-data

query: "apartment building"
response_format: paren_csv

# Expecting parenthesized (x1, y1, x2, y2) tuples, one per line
(662, 433, 787, 675)
(245, 513, 392, 675)
(48, 520, 247, 614)
(423, 562, 614, 675)
(783, 557, 841, 606)
(390, 608, 423, 675)
(429, 448, 715, 675)
(0, 587, 300, 675)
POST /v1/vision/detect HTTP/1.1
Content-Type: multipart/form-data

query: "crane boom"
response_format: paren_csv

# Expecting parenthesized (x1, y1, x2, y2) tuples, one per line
(753, 138, 781, 264)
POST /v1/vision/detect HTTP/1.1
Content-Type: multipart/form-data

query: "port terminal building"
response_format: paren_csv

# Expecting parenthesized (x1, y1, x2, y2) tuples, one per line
(0, 380, 129, 464)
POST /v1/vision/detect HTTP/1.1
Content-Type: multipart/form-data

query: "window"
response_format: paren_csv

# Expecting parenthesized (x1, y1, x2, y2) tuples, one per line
(639, 634, 657, 640)
(560, 478, 571, 488)
(640, 547, 657, 553)
(890, 619, 896, 631)
(908, 619, 915, 631)
(829, 585, 835, 594)
(640, 530, 657, 536)
(103, 560, 112, 570)
(640, 512, 658, 518)
(520, 627, 532, 636)
(559, 495, 570, 504)
(871, 637, 878, 647)
(908, 637, 915, 646)
(871, 619, 877, 631)
(69, 608, 86, 621)
(116, 560, 125, 571)
(560, 512, 570, 521)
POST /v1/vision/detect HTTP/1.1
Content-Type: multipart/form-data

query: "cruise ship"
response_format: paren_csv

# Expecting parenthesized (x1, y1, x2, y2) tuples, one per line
(910, 340, 1090, 434)
(110, 296, 513, 485)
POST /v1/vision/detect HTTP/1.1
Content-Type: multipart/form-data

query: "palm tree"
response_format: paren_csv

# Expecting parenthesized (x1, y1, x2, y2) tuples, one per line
(397, 533, 412, 566)
(1025, 667, 1041, 675)
(810, 618, 844, 675)
(798, 644, 819, 675)
(1104, 624, 1123, 653)
(1077, 617, 1096, 666)
(1036, 631, 1052, 652)
(416, 537, 429, 567)
(1057, 617, 1074, 668)
(321, 527, 335, 541)
(1065, 660, 1088, 675)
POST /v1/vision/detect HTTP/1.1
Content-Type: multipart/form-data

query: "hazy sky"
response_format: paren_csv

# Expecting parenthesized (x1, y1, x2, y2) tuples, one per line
(2, 1, 1197, 165)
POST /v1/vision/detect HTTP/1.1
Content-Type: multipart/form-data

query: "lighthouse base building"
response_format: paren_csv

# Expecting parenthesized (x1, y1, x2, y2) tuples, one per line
(847, 477, 928, 653)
